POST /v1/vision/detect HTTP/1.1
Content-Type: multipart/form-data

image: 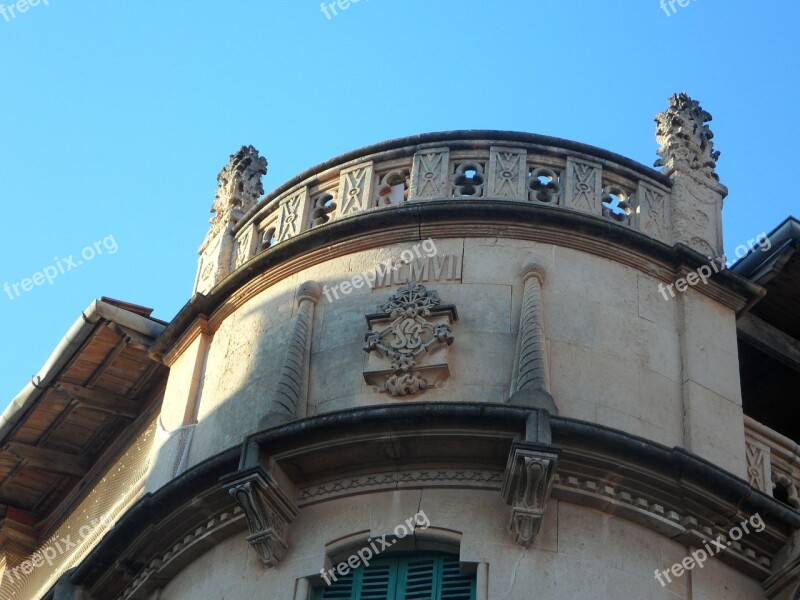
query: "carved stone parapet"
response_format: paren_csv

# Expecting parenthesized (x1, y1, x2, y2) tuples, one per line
(746, 437, 773, 494)
(336, 161, 375, 216)
(487, 146, 527, 198)
(563, 156, 602, 214)
(501, 441, 560, 546)
(275, 187, 310, 244)
(220, 467, 298, 568)
(409, 147, 450, 200)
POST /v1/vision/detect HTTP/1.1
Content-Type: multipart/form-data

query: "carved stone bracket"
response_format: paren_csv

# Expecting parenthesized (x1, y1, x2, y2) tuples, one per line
(363, 284, 457, 396)
(501, 441, 560, 547)
(220, 467, 298, 568)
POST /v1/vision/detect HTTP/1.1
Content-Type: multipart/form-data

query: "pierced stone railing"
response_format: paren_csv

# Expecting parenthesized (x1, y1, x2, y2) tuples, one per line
(745, 415, 800, 509)
(220, 133, 673, 282)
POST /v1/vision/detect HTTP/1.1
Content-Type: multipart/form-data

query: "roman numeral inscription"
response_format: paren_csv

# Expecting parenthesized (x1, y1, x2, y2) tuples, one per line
(373, 254, 462, 289)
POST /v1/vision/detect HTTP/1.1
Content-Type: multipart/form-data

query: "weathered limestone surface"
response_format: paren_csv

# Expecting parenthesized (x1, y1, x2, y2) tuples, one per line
(179, 237, 733, 467)
(679, 288, 747, 478)
(150, 492, 767, 600)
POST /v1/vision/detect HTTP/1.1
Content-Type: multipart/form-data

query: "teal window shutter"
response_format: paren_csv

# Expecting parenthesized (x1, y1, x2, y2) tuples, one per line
(397, 556, 436, 599)
(313, 569, 356, 599)
(312, 553, 475, 600)
(438, 556, 475, 600)
(312, 562, 396, 600)
(359, 562, 397, 599)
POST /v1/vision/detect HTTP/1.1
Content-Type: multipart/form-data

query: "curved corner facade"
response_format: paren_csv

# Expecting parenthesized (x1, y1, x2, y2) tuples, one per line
(5, 95, 799, 600)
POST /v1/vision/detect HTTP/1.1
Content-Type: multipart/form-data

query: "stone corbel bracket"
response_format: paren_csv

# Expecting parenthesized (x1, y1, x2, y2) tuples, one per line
(501, 440, 561, 546)
(220, 467, 298, 568)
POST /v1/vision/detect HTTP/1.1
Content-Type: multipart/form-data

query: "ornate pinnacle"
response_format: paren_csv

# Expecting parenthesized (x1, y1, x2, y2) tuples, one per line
(202, 145, 267, 250)
(654, 93, 720, 182)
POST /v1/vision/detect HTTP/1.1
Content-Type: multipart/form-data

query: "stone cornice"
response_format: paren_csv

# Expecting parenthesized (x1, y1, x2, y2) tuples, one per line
(150, 200, 764, 362)
(56, 403, 799, 599)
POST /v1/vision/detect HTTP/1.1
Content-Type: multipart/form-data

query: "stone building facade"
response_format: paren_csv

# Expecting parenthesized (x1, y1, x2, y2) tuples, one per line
(1, 94, 799, 599)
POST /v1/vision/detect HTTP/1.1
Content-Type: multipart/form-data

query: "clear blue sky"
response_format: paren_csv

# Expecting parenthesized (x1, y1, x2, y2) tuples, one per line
(1, 0, 798, 406)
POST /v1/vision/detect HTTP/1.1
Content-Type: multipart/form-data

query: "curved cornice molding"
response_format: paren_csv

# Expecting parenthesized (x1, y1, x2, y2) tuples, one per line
(61, 403, 798, 599)
(152, 200, 763, 361)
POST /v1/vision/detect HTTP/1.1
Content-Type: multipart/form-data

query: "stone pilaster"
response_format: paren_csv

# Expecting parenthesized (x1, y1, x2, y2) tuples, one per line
(271, 281, 321, 422)
(508, 257, 557, 414)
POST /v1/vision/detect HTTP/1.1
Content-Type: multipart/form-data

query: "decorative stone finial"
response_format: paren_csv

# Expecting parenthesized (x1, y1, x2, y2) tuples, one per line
(654, 93, 720, 182)
(195, 146, 267, 294)
(202, 145, 268, 251)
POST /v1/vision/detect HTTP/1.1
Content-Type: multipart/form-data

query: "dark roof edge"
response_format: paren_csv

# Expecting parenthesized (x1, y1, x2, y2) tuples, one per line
(731, 215, 800, 281)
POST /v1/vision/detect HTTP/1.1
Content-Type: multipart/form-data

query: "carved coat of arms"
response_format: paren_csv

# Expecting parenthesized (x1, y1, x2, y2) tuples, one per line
(363, 284, 457, 396)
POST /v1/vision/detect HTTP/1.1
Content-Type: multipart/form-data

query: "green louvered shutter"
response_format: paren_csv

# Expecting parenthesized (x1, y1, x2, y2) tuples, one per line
(313, 553, 474, 600)
(438, 555, 475, 600)
(359, 562, 396, 599)
(398, 556, 437, 599)
(313, 569, 356, 599)
(313, 561, 396, 600)
(395, 554, 475, 600)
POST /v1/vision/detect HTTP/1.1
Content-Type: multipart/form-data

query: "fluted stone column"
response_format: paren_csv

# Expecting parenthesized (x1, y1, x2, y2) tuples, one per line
(508, 258, 557, 414)
(268, 281, 321, 424)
